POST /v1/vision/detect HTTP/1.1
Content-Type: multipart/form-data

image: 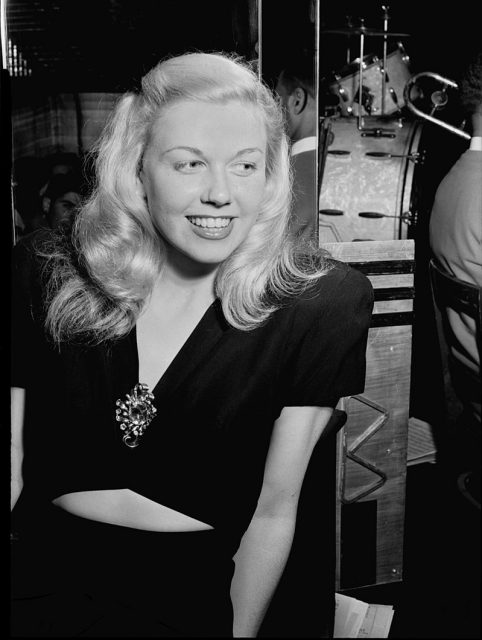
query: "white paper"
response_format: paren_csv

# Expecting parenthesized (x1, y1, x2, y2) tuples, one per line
(357, 604, 395, 638)
(334, 593, 369, 638)
(334, 593, 395, 638)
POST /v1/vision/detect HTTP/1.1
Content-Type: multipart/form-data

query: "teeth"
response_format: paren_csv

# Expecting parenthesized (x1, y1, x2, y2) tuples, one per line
(187, 217, 231, 228)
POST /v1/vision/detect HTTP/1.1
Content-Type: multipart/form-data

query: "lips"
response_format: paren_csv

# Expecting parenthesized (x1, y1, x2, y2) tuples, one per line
(186, 215, 234, 240)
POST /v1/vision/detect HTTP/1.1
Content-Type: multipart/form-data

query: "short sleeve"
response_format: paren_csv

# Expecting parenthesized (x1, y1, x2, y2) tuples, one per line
(283, 265, 374, 408)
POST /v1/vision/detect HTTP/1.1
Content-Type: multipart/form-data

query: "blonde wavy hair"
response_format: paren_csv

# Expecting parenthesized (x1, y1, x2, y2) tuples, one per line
(44, 51, 333, 344)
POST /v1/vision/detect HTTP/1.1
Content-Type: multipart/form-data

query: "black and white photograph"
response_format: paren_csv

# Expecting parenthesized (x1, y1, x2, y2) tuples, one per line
(5, 0, 480, 637)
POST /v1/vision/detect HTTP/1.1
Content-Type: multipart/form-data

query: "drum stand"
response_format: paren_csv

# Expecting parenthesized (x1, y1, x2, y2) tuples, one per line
(356, 8, 397, 138)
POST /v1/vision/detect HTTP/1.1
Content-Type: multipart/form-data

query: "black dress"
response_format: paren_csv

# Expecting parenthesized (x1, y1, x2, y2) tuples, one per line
(11, 233, 374, 637)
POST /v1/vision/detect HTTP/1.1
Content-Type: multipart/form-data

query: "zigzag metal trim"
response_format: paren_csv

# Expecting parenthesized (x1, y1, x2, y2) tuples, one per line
(340, 394, 389, 504)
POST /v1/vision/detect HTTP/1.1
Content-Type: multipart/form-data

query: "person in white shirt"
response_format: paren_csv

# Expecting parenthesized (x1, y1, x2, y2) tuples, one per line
(429, 50, 482, 508)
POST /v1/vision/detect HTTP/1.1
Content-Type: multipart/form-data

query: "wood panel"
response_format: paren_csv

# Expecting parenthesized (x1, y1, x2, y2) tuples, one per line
(321, 240, 414, 590)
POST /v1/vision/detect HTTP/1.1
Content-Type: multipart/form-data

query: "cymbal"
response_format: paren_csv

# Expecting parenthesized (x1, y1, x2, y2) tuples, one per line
(322, 27, 410, 37)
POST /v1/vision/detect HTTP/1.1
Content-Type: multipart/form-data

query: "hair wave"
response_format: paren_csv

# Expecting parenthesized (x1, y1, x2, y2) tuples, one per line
(43, 51, 333, 344)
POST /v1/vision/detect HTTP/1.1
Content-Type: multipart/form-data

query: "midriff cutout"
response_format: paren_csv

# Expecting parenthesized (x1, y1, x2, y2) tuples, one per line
(52, 489, 214, 532)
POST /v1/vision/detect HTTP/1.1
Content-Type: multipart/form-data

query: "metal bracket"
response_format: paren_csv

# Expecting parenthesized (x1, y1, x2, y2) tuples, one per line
(339, 394, 389, 504)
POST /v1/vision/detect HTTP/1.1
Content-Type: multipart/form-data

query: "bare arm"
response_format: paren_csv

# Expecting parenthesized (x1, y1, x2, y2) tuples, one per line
(230, 405, 334, 637)
(11, 387, 25, 510)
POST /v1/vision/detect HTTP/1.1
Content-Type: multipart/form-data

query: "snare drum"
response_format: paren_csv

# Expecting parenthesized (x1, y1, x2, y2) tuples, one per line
(318, 117, 423, 242)
(329, 44, 412, 117)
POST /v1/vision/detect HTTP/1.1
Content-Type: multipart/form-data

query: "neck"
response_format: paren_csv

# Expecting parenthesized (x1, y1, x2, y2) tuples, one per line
(291, 116, 316, 142)
(155, 246, 218, 305)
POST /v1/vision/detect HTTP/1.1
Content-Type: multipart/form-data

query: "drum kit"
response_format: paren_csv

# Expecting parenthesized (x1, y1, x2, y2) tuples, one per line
(318, 5, 423, 242)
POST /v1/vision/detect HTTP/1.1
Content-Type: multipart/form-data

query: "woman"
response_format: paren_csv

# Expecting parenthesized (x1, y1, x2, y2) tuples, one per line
(11, 52, 373, 637)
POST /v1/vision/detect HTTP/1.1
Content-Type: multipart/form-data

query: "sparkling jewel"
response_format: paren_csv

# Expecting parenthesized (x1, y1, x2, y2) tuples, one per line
(115, 383, 157, 448)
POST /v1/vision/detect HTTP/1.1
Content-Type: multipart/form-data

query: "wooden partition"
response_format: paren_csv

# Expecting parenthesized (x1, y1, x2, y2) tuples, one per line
(320, 239, 415, 590)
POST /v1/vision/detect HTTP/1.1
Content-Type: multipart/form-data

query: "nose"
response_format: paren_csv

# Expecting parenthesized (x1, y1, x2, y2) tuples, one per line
(201, 167, 232, 208)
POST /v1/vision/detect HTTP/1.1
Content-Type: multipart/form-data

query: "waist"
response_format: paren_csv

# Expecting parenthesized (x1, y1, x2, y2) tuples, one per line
(12, 501, 235, 636)
(16, 499, 234, 567)
(52, 488, 215, 532)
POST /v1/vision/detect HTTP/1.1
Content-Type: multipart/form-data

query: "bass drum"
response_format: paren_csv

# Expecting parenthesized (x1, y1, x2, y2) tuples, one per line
(318, 117, 423, 243)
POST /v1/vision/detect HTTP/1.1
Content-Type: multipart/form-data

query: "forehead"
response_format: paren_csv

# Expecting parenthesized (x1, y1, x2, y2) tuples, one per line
(149, 100, 267, 151)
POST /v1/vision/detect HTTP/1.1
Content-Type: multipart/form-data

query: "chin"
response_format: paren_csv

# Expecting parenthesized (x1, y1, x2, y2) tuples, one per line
(191, 251, 233, 267)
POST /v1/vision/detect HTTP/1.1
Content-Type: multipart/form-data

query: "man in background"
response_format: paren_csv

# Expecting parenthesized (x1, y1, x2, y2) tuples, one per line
(275, 51, 317, 245)
(41, 173, 83, 230)
(429, 51, 482, 508)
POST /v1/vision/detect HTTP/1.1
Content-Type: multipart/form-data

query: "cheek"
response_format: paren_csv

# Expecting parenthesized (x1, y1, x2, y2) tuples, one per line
(237, 177, 267, 209)
(52, 204, 64, 217)
(145, 173, 198, 214)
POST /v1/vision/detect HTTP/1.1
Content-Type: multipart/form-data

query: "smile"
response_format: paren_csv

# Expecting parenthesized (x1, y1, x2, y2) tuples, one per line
(186, 216, 232, 228)
(186, 215, 234, 240)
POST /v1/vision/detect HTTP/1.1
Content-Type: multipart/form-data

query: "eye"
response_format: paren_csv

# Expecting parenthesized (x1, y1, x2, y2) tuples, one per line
(232, 162, 258, 175)
(174, 160, 205, 172)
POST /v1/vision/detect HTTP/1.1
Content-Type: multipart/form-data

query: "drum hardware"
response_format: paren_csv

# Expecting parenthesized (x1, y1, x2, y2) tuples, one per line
(327, 149, 351, 155)
(320, 209, 344, 215)
(388, 86, 401, 111)
(355, 83, 376, 115)
(322, 27, 410, 37)
(355, 12, 398, 134)
(381, 5, 389, 116)
(365, 150, 424, 163)
(361, 128, 397, 138)
(330, 75, 352, 114)
(356, 20, 367, 130)
(344, 15, 354, 63)
(328, 46, 409, 119)
(324, 7, 411, 131)
(429, 88, 449, 112)
(404, 71, 471, 140)
(358, 211, 415, 225)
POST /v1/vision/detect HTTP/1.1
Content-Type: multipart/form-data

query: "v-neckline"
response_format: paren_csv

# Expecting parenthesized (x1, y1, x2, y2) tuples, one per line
(131, 297, 226, 401)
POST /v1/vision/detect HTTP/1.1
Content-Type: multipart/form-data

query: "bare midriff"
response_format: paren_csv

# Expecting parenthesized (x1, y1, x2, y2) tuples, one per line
(52, 489, 214, 531)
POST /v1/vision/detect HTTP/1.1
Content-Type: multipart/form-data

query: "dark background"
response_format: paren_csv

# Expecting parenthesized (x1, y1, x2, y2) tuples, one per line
(6, 1, 480, 91)
(320, 0, 480, 79)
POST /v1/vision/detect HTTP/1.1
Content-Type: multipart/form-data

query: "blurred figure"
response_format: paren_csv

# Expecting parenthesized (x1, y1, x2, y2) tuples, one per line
(429, 51, 482, 508)
(13, 173, 84, 301)
(12, 156, 49, 238)
(275, 51, 317, 244)
(44, 151, 82, 178)
(39, 151, 83, 197)
(42, 173, 83, 230)
(13, 153, 84, 241)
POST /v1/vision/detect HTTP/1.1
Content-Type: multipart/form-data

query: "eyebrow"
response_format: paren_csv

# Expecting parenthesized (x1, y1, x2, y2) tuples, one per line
(162, 146, 264, 158)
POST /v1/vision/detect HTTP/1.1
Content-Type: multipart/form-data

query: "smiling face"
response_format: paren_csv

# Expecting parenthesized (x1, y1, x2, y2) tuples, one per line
(139, 100, 268, 271)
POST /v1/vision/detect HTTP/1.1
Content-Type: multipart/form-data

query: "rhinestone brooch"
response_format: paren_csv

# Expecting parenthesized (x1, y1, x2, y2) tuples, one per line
(115, 383, 157, 448)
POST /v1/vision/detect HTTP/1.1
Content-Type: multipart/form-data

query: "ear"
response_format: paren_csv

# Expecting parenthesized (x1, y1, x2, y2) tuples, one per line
(290, 87, 308, 115)
(41, 196, 51, 214)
